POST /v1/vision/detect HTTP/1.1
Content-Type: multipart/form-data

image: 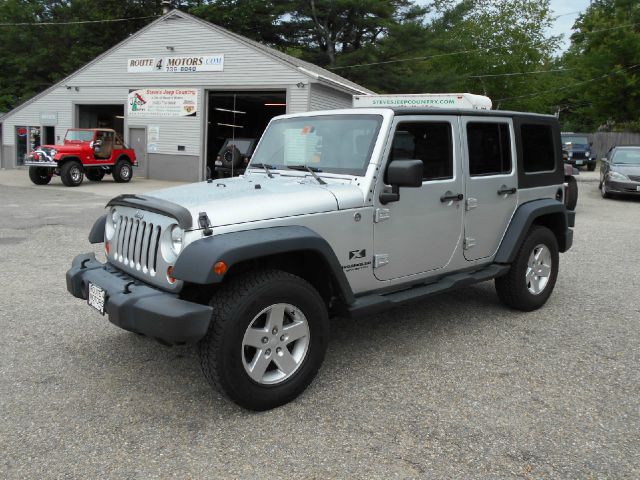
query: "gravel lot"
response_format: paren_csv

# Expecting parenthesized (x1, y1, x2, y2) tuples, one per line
(0, 169, 638, 479)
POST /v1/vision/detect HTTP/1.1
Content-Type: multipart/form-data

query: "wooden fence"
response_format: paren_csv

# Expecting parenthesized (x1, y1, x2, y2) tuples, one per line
(588, 132, 640, 159)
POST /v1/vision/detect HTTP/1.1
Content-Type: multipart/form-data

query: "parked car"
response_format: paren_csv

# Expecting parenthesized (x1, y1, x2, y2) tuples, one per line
(66, 108, 574, 410)
(599, 146, 640, 198)
(209, 137, 257, 179)
(561, 133, 596, 171)
(24, 128, 137, 187)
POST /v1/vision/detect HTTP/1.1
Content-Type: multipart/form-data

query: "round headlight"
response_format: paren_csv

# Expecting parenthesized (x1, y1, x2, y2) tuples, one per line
(585, 151, 590, 157)
(105, 208, 118, 241)
(50, 149, 57, 156)
(171, 225, 184, 254)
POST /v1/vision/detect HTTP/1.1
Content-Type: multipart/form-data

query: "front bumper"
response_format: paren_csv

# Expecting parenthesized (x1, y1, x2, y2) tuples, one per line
(604, 179, 640, 195)
(66, 253, 212, 344)
(24, 160, 58, 168)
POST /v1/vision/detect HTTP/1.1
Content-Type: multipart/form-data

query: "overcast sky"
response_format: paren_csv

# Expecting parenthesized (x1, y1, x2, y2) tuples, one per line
(548, 0, 591, 51)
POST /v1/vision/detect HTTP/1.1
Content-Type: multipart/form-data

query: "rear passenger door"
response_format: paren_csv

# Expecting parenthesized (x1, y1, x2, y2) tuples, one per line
(462, 117, 518, 261)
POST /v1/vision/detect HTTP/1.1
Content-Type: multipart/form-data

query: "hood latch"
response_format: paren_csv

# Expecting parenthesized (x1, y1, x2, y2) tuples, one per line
(198, 212, 213, 236)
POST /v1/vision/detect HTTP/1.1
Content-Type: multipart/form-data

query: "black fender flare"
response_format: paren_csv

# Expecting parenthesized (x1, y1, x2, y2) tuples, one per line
(172, 226, 355, 304)
(88, 214, 107, 244)
(495, 199, 572, 264)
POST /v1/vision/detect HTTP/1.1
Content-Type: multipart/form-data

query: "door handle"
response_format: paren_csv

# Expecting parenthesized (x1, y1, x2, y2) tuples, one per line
(440, 193, 464, 203)
(497, 187, 517, 195)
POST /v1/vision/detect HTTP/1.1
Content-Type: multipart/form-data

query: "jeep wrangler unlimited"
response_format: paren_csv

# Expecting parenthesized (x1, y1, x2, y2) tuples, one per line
(67, 108, 574, 410)
(24, 128, 137, 187)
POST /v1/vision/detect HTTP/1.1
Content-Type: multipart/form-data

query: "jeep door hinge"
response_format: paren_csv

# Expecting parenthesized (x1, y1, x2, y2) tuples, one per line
(374, 208, 391, 223)
(374, 254, 389, 268)
(466, 197, 478, 211)
(464, 237, 476, 250)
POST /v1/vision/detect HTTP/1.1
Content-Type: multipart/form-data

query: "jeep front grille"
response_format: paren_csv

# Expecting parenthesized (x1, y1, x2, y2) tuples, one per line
(106, 206, 180, 291)
(113, 216, 162, 275)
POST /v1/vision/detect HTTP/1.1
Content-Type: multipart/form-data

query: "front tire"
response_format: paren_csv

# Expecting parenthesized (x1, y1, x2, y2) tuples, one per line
(495, 226, 559, 312)
(112, 159, 132, 183)
(28, 167, 52, 185)
(197, 269, 329, 411)
(587, 162, 596, 172)
(60, 161, 84, 187)
(601, 181, 611, 198)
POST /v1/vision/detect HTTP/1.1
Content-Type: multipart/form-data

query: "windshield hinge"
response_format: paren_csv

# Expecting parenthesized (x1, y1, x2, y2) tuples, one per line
(198, 212, 213, 236)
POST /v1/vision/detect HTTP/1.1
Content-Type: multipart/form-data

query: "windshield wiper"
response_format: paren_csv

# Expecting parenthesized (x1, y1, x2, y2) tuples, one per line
(249, 162, 274, 178)
(286, 164, 326, 185)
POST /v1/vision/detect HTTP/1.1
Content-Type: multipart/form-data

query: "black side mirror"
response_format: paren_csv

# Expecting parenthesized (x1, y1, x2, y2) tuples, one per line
(380, 159, 423, 204)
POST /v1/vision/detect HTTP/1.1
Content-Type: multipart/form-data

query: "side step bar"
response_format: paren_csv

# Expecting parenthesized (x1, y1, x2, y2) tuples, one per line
(346, 264, 510, 317)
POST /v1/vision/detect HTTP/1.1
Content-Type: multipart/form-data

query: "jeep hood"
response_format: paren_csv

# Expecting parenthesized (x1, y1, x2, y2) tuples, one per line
(146, 176, 365, 228)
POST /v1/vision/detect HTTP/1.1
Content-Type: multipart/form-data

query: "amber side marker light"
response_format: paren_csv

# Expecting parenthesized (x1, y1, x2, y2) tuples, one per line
(167, 266, 176, 284)
(105, 241, 110, 255)
(213, 261, 228, 276)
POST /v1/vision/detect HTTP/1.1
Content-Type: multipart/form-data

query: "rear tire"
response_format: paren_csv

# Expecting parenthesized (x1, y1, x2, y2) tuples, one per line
(60, 161, 84, 187)
(197, 269, 329, 411)
(28, 167, 52, 185)
(86, 169, 105, 182)
(565, 176, 578, 210)
(495, 226, 559, 312)
(112, 159, 132, 183)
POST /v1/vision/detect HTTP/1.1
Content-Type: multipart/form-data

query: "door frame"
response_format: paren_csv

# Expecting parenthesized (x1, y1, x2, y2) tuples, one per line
(127, 125, 148, 178)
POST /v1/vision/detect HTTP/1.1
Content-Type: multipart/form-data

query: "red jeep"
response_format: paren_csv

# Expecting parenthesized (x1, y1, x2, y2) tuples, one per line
(24, 128, 137, 187)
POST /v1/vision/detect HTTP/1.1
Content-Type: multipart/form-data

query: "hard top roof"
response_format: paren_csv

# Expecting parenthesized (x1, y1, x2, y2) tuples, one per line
(390, 107, 556, 120)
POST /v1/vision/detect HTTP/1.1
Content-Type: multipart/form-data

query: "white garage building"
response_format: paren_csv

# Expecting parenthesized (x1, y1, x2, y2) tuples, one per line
(0, 9, 373, 182)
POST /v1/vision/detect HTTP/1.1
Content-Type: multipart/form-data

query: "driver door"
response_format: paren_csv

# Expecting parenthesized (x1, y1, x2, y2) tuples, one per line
(373, 116, 464, 281)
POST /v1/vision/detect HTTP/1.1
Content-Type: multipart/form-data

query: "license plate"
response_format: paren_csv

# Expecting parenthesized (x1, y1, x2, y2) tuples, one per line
(87, 282, 106, 315)
(575, 160, 584, 165)
(215, 160, 222, 166)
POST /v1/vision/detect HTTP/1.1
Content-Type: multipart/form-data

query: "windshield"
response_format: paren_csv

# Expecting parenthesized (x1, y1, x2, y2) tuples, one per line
(562, 135, 589, 145)
(612, 149, 640, 165)
(65, 130, 95, 142)
(250, 114, 383, 176)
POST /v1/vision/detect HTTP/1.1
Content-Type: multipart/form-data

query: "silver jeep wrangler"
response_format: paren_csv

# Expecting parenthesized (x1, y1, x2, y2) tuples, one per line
(67, 108, 574, 410)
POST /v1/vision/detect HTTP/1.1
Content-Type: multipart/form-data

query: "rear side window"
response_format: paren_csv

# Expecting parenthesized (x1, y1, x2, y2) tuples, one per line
(467, 123, 511, 176)
(521, 124, 555, 172)
(390, 122, 453, 181)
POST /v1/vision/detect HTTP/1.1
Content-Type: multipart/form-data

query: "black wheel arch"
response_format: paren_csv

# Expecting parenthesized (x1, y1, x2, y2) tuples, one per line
(173, 226, 355, 307)
(495, 199, 573, 264)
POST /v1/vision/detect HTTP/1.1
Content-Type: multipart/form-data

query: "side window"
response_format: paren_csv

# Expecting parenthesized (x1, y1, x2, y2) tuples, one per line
(390, 122, 453, 181)
(521, 124, 555, 172)
(467, 122, 511, 176)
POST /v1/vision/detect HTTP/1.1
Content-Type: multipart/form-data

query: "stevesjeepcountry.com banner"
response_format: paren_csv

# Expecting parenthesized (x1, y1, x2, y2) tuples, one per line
(127, 55, 224, 73)
(127, 89, 198, 118)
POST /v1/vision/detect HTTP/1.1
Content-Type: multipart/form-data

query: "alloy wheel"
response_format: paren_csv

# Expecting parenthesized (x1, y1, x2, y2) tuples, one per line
(526, 244, 552, 295)
(241, 303, 310, 385)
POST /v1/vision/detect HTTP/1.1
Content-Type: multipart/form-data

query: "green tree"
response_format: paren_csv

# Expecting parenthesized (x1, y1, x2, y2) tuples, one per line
(559, 0, 640, 131)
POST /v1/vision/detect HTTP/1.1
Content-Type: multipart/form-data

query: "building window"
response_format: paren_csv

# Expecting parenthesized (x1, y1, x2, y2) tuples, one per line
(467, 122, 512, 176)
(521, 124, 555, 172)
(390, 122, 453, 181)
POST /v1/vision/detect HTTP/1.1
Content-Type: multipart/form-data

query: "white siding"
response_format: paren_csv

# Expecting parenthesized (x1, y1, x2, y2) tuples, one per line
(1, 13, 364, 176)
(309, 83, 353, 111)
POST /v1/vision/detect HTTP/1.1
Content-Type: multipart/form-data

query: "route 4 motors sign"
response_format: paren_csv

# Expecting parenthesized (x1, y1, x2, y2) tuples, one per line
(127, 55, 224, 73)
(128, 89, 198, 118)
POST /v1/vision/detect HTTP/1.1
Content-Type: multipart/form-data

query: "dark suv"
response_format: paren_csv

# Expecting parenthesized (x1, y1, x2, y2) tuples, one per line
(561, 133, 596, 171)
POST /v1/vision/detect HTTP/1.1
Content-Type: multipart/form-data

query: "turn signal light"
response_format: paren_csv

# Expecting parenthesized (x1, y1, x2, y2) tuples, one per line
(213, 261, 228, 276)
(167, 266, 176, 284)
